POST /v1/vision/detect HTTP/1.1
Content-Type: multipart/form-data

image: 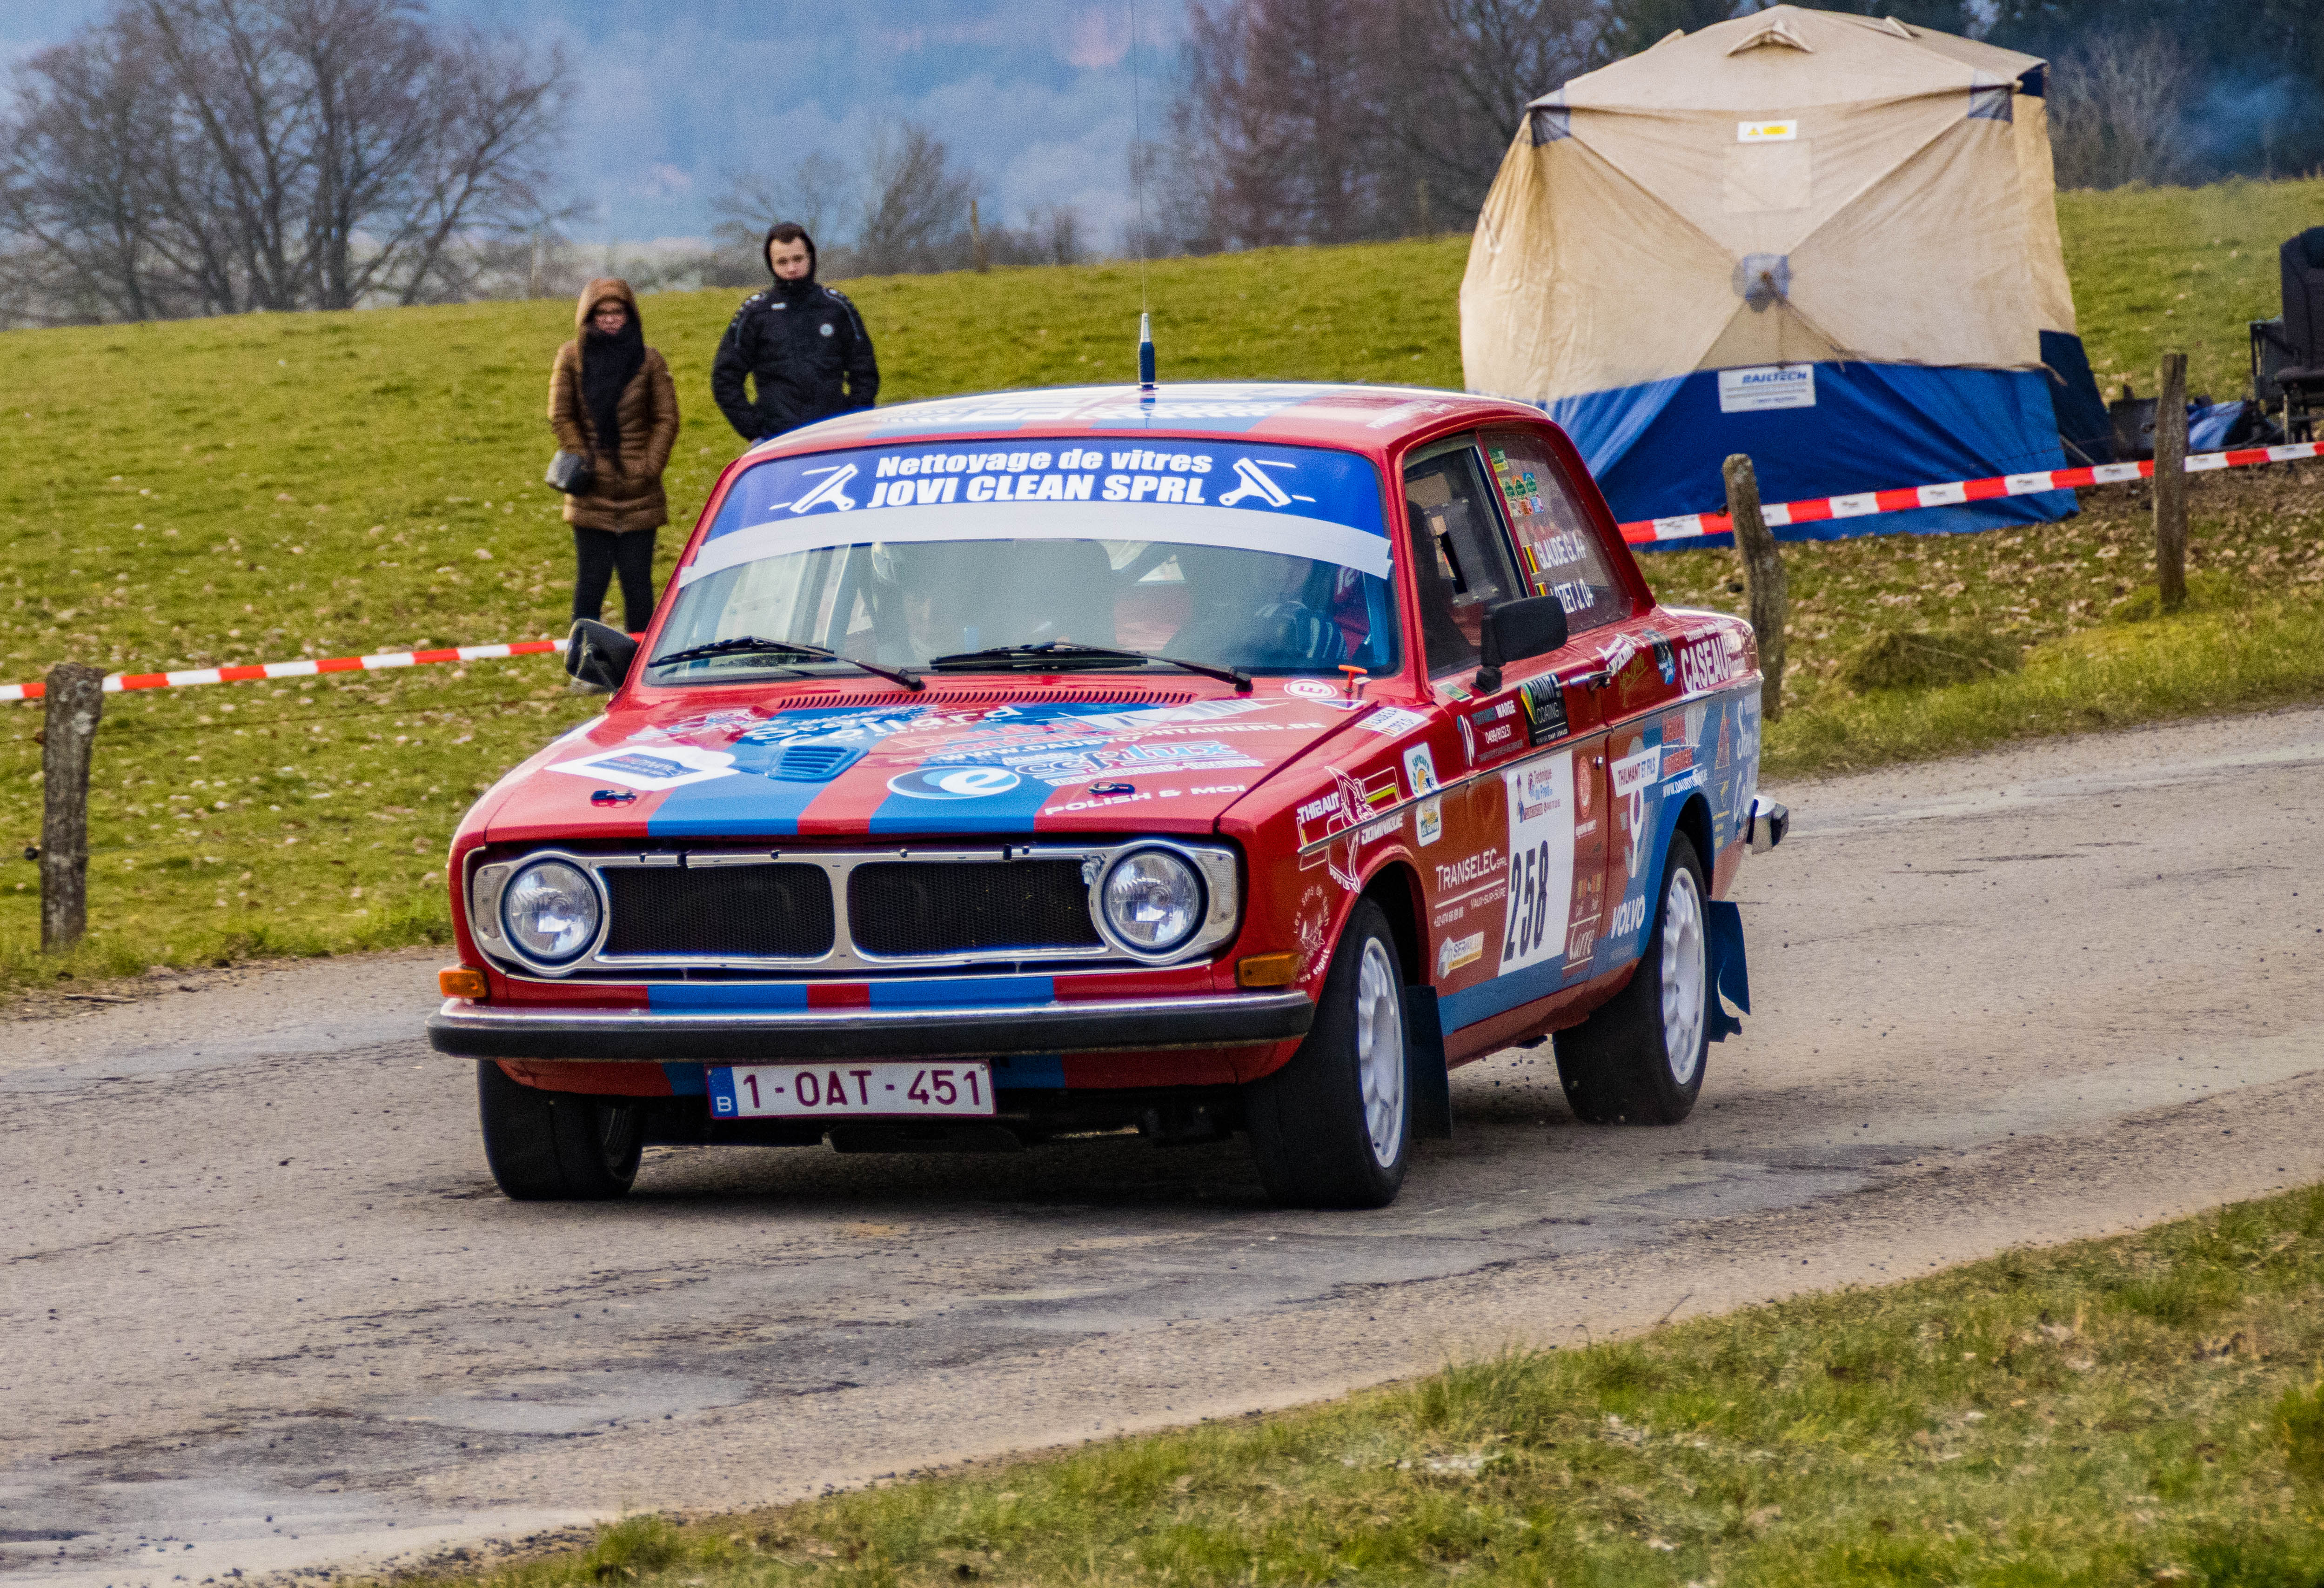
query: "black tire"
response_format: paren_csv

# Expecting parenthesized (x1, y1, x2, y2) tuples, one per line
(1554, 832, 1710, 1126)
(476, 1062, 644, 1200)
(1245, 899, 1410, 1208)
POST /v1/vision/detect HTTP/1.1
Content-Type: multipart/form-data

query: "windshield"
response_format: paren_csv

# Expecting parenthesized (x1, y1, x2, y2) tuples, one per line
(650, 439, 1401, 682)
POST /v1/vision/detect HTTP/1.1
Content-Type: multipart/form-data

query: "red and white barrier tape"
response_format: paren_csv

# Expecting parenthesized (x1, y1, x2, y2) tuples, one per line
(1619, 439, 2324, 546)
(0, 639, 565, 703)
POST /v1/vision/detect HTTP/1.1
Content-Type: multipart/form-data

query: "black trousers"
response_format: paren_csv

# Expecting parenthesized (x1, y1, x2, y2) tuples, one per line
(572, 527, 658, 633)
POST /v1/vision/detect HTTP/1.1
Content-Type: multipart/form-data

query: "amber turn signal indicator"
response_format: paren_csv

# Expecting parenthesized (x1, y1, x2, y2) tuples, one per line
(438, 965, 489, 1000)
(1236, 952, 1299, 988)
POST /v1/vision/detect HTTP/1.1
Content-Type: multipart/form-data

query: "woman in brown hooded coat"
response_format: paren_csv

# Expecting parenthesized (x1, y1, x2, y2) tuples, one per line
(549, 277, 679, 641)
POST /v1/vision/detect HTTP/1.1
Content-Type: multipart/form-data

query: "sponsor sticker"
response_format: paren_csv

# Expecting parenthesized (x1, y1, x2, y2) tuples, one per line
(1519, 675, 1568, 744)
(1283, 678, 1339, 701)
(549, 744, 737, 791)
(1464, 697, 1523, 761)
(1296, 766, 1400, 887)
(1679, 634, 1745, 694)
(1717, 364, 1816, 413)
(886, 766, 1024, 800)
(1404, 744, 1442, 847)
(1359, 705, 1429, 737)
(1610, 745, 1661, 798)
(1401, 743, 1440, 797)
(1437, 931, 1485, 976)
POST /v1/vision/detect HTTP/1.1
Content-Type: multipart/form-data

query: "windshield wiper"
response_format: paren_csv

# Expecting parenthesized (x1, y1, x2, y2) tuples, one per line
(650, 636, 923, 691)
(925, 640, 1251, 692)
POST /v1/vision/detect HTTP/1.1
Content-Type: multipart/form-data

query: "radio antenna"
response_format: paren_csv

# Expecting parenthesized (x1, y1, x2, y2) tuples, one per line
(1130, 0, 1155, 391)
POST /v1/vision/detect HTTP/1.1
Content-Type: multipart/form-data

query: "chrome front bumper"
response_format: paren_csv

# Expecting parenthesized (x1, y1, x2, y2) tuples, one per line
(426, 990, 1314, 1063)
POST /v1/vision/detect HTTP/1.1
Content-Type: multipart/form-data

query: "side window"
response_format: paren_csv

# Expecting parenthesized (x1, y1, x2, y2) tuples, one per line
(1482, 431, 1631, 635)
(1403, 438, 1523, 677)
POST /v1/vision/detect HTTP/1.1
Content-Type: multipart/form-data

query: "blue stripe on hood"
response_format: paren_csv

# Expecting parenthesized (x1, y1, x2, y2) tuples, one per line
(642, 703, 951, 840)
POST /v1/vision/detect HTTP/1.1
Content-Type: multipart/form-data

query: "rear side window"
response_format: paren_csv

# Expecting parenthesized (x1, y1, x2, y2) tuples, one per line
(1482, 431, 1631, 635)
(1403, 438, 1523, 677)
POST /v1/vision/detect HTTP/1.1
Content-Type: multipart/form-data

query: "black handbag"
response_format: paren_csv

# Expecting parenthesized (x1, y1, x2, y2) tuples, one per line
(545, 450, 594, 495)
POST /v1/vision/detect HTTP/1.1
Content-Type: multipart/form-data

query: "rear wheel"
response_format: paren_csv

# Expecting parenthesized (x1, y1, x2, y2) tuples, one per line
(1245, 899, 1409, 1208)
(1553, 832, 1709, 1125)
(476, 1062, 643, 1200)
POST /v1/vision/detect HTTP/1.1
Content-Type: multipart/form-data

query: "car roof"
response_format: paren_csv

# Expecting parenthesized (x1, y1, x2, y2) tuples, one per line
(742, 381, 1549, 459)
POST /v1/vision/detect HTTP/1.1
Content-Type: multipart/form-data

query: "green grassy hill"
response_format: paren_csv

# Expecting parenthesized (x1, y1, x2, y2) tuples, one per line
(0, 178, 2318, 988)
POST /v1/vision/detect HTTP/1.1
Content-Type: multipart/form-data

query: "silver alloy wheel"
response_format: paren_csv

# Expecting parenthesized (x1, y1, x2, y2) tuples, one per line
(1660, 864, 1707, 1085)
(1354, 937, 1406, 1167)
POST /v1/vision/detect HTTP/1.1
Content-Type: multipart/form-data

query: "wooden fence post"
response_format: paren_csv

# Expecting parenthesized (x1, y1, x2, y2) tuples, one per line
(1723, 454, 1788, 722)
(2154, 351, 2189, 613)
(39, 662, 104, 952)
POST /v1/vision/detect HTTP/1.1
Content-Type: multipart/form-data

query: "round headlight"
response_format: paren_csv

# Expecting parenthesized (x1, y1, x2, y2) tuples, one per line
(1100, 849, 1205, 954)
(501, 859, 602, 963)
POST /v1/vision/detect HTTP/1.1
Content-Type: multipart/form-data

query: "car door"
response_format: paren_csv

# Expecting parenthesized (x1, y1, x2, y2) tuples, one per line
(1400, 433, 1612, 1059)
(1475, 428, 1645, 977)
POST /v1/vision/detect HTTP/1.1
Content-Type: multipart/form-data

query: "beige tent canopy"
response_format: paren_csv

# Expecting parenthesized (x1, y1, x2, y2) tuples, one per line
(1457, 7, 2110, 540)
(1462, 6, 2072, 400)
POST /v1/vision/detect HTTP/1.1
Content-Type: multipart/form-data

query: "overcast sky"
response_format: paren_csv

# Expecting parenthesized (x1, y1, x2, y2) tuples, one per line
(0, 0, 1184, 248)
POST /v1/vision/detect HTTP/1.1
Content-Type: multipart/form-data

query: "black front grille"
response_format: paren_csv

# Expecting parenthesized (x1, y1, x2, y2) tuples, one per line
(603, 864, 836, 958)
(848, 860, 1102, 957)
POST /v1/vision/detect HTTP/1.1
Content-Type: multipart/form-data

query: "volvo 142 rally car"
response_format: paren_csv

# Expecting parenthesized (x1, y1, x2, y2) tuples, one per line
(428, 381, 1788, 1207)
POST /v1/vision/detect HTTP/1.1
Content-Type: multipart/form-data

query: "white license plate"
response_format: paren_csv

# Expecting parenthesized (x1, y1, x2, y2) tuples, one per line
(708, 1061, 995, 1119)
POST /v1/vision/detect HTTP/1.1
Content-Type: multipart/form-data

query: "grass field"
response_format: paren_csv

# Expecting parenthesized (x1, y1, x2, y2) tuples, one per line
(1, 178, 2320, 989)
(368, 1183, 2324, 1588)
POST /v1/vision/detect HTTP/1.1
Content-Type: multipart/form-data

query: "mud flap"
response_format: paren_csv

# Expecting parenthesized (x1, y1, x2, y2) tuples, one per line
(1403, 985, 1453, 1139)
(1704, 898, 1748, 1043)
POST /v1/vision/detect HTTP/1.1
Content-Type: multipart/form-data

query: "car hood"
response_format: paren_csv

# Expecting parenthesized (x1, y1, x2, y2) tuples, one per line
(471, 683, 1397, 846)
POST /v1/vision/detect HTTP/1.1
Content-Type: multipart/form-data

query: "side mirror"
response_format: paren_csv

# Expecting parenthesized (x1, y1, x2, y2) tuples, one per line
(1473, 595, 1569, 694)
(566, 618, 638, 692)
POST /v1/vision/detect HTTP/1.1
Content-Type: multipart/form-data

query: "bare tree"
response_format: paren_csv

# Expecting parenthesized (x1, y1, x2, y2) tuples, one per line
(706, 130, 985, 281)
(2047, 30, 2200, 189)
(0, 24, 181, 321)
(852, 124, 979, 275)
(710, 152, 852, 267)
(1172, 0, 1392, 251)
(0, 0, 568, 323)
(1025, 204, 1085, 267)
(1376, 0, 1601, 224)
(1164, 0, 1604, 252)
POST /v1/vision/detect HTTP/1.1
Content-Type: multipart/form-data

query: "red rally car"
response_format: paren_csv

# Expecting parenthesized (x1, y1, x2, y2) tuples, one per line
(429, 382, 1788, 1208)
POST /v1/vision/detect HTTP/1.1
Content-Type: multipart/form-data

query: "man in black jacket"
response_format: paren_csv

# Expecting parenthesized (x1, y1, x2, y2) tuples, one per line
(711, 222, 879, 442)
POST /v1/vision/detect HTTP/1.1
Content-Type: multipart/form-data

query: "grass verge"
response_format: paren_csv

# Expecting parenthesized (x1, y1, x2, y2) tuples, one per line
(373, 1184, 2324, 1588)
(1761, 579, 2324, 780)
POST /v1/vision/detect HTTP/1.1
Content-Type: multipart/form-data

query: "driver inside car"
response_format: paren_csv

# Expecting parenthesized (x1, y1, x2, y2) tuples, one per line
(1165, 544, 1352, 670)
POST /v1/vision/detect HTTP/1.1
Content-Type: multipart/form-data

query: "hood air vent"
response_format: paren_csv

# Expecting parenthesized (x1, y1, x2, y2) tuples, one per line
(776, 688, 1196, 709)
(769, 742, 864, 781)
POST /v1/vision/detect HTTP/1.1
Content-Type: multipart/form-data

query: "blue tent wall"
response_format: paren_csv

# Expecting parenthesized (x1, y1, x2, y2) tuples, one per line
(1547, 361, 2076, 546)
(2040, 330, 2115, 466)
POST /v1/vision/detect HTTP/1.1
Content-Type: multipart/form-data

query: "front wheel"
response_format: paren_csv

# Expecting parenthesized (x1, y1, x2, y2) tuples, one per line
(477, 1062, 643, 1200)
(1553, 832, 1710, 1125)
(1244, 899, 1410, 1208)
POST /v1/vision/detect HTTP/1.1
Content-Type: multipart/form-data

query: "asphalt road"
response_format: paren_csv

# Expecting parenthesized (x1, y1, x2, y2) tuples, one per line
(6, 706, 2323, 1586)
